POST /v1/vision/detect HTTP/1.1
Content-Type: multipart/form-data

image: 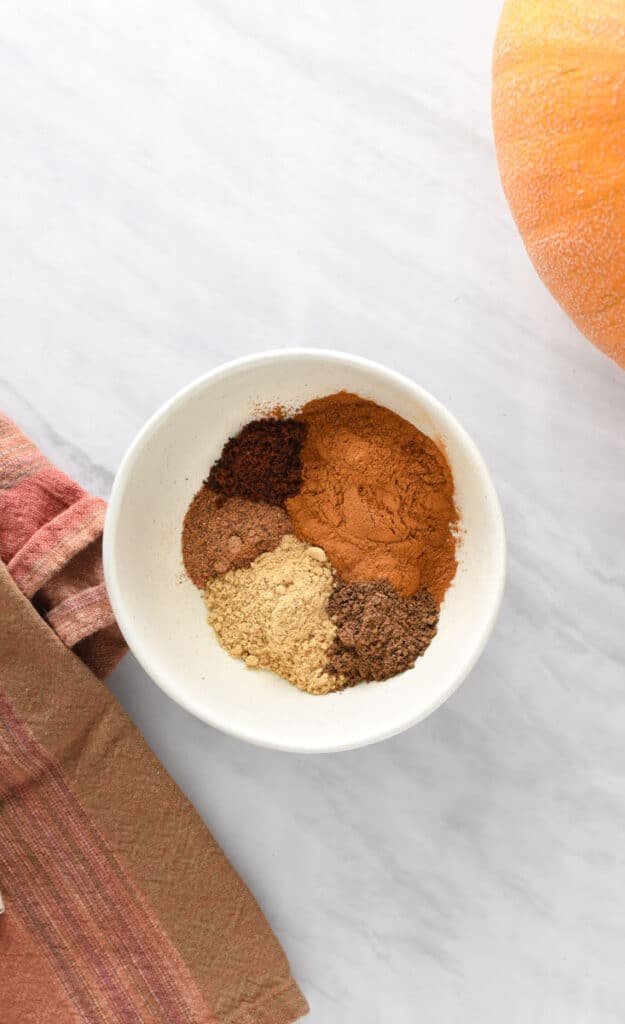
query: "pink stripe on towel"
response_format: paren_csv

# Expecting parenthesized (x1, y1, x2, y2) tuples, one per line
(46, 583, 116, 648)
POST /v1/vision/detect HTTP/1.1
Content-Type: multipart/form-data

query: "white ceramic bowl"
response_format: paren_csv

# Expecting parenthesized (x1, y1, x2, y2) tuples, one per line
(104, 350, 505, 752)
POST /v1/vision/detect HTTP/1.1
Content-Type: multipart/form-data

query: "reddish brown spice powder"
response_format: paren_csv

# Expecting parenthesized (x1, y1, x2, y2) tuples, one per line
(288, 392, 458, 603)
(182, 486, 291, 588)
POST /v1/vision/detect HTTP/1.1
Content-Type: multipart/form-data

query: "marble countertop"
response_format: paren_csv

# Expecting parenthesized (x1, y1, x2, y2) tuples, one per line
(3, 2, 625, 1021)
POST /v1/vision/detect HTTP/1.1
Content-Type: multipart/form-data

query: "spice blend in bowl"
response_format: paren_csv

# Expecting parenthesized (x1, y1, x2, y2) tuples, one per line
(181, 391, 459, 693)
(105, 349, 506, 751)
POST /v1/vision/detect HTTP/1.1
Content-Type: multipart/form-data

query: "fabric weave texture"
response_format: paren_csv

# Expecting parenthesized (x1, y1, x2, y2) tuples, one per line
(0, 413, 307, 1024)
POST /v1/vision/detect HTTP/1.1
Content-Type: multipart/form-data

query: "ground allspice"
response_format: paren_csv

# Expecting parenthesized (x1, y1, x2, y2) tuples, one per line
(207, 418, 307, 507)
(326, 579, 439, 685)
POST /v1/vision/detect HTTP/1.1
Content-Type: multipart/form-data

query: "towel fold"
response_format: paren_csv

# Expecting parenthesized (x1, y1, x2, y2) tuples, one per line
(0, 414, 125, 678)
(0, 414, 308, 1024)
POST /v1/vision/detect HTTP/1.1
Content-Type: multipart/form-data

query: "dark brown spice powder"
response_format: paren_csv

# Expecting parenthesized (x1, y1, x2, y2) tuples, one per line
(207, 418, 307, 507)
(326, 579, 439, 686)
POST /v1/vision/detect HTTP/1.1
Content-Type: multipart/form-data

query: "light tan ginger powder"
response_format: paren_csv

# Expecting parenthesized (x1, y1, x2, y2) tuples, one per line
(204, 535, 344, 694)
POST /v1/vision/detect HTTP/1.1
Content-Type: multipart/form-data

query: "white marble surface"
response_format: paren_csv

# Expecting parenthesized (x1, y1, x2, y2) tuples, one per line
(2, 1, 625, 1020)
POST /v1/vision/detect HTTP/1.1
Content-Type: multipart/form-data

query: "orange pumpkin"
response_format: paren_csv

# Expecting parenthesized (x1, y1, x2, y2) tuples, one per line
(492, 0, 625, 368)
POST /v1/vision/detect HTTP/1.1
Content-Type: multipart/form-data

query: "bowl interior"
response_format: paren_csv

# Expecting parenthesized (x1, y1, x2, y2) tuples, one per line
(105, 352, 505, 752)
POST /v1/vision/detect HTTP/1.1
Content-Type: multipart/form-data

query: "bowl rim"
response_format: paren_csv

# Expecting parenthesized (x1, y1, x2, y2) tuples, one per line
(103, 348, 507, 752)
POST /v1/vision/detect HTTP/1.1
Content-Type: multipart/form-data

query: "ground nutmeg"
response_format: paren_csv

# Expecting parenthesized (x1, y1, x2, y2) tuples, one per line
(182, 486, 292, 588)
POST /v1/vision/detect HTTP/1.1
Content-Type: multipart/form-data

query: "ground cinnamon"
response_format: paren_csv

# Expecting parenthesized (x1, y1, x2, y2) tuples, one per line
(287, 392, 457, 603)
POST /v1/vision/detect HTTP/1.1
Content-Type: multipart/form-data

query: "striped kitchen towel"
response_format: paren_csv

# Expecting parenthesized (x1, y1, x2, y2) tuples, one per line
(0, 413, 308, 1024)
(0, 414, 126, 678)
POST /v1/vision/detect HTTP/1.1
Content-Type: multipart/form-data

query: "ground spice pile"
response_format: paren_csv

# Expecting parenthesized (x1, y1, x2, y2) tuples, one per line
(287, 392, 457, 603)
(207, 418, 307, 506)
(326, 580, 439, 686)
(181, 396, 459, 693)
(204, 536, 343, 695)
(182, 486, 291, 588)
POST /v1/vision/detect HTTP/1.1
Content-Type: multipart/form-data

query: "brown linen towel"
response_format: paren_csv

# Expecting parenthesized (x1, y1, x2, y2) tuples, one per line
(0, 560, 308, 1024)
(0, 417, 308, 1024)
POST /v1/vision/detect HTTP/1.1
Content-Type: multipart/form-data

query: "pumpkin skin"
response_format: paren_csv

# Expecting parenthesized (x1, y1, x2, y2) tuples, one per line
(492, 0, 625, 368)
